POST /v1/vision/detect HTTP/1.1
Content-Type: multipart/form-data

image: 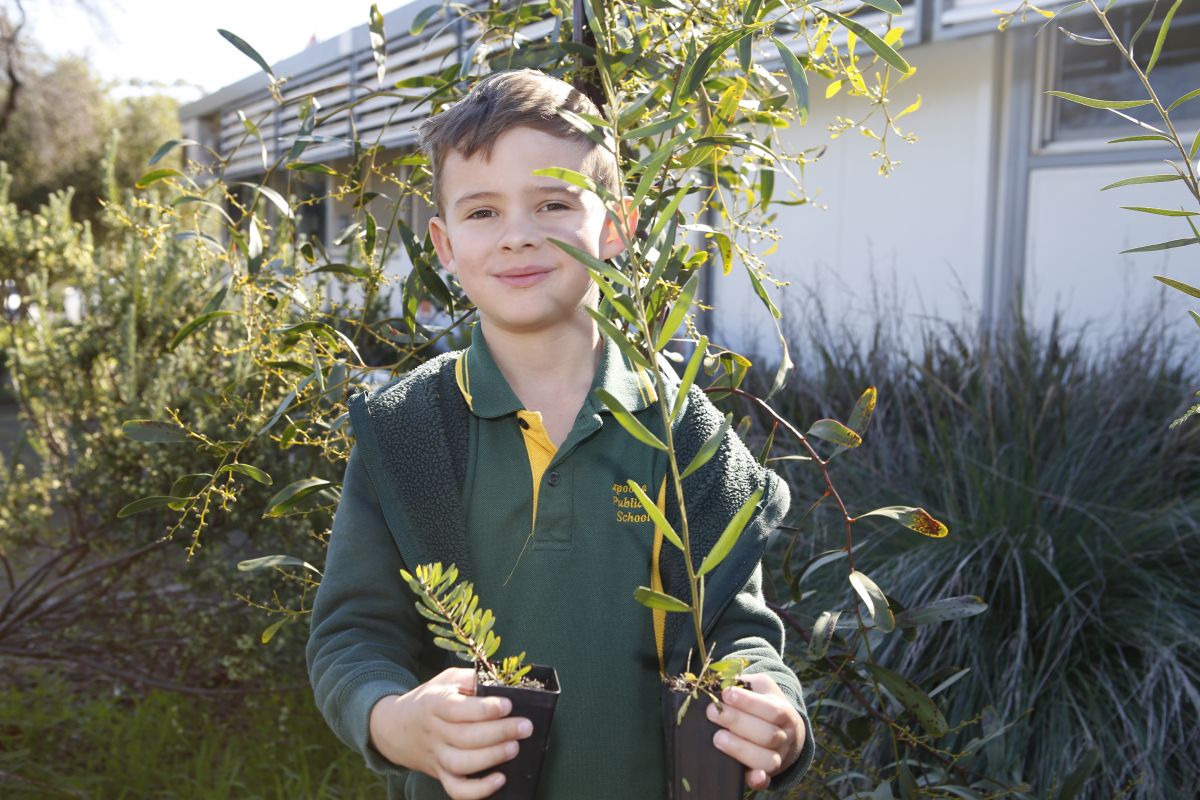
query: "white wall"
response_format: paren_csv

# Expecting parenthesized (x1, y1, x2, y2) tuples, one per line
(710, 34, 998, 364)
(1024, 162, 1197, 344)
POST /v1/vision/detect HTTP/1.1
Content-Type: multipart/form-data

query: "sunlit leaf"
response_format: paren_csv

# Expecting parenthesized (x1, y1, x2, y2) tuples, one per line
(849, 570, 894, 632)
(1146, 0, 1182, 75)
(1045, 91, 1151, 110)
(681, 412, 731, 479)
(237, 554, 321, 575)
(1100, 174, 1182, 190)
(135, 168, 183, 189)
(220, 463, 274, 486)
(1154, 275, 1200, 299)
(655, 272, 700, 351)
(147, 138, 199, 166)
(626, 480, 684, 552)
(824, 11, 911, 73)
(218, 29, 275, 78)
(634, 586, 692, 613)
(265, 478, 335, 517)
(807, 418, 862, 448)
(1120, 206, 1197, 217)
(808, 609, 841, 659)
(771, 37, 809, 125)
(698, 488, 763, 576)
(1121, 238, 1199, 254)
(858, 505, 949, 538)
(168, 310, 235, 351)
(595, 389, 667, 451)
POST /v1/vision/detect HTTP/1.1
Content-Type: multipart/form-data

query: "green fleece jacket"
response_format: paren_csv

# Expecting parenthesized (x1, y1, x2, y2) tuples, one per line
(306, 350, 815, 798)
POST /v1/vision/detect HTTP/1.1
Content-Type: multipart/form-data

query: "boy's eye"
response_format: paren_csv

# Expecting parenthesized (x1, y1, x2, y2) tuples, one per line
(541, 201, 570, 212)
(466, 208, 496, 219)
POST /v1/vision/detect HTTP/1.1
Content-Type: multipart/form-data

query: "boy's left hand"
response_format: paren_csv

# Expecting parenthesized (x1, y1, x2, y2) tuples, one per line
(706, 673, 806, 790)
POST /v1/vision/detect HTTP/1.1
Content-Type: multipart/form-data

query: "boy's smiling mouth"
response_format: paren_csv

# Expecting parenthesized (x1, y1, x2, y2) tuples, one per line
(495, 266, 554, 287)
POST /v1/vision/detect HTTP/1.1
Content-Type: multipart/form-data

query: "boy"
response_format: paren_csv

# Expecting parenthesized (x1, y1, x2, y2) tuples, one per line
(307, 69, 814, 800)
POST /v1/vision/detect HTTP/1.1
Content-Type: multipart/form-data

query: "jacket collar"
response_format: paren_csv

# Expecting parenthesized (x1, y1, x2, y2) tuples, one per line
(454, 321, 658, 419)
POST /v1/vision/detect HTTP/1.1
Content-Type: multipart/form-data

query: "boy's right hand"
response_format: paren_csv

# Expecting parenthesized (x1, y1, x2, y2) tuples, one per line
(369, 667, 532, 800)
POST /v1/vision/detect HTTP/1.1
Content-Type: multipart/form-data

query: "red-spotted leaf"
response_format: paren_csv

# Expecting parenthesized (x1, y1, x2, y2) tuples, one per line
(848, 387, 877, 435)
(859, 506, 948, 538)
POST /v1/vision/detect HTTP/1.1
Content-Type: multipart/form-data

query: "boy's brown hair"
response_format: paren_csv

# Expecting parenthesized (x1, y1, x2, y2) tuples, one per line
(418, 69, 620, 214)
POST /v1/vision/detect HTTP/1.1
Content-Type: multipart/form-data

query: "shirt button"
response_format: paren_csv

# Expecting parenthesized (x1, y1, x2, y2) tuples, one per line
(547, 471, 560, 487)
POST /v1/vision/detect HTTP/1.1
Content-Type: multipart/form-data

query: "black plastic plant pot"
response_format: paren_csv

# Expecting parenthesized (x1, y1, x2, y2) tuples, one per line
(474, 664, 561, 799)
(662, 684, 744, 800)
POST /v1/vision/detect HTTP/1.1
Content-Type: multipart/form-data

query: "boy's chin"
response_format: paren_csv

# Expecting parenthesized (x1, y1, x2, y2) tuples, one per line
(477, 308, 594, 337)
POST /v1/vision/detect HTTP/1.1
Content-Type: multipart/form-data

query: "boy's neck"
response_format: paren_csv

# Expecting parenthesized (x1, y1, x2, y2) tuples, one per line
(478, 315, 602, 444)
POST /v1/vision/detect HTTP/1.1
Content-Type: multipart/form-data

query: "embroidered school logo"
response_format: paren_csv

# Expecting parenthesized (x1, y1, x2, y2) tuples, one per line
(611, 482, 652, 524)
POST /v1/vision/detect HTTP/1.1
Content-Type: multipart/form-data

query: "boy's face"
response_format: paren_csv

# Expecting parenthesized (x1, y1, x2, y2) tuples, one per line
(429, 126, 633, 337)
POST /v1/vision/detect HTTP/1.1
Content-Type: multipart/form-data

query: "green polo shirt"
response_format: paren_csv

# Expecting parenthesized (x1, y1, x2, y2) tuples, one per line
(405, 323, 669, 800)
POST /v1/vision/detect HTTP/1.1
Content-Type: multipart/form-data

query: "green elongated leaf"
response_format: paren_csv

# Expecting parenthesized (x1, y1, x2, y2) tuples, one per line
(1122, 237, 1199, 254)
(848, 387, 877, 435)
(168, 310, 234, 351)
(147, 138, 199, 166)
(808, 609, 841, 660)
(824, 11, 910, 73)
(218, 29, 274, 78)
(1147, 0, 1182, 75)
(136, 168, 183, 189)
(898, 762, 919, 800)
(698, 488, 763, 576)
(311, 263, 371, 279)
(858, 505, 949, 538)
(1058, 748, 1100, 800)
(655, 272, 700, 351)
(369, 4, 387, 85)
(260, 617, 287, 645)
(1154, 275, 1200, 299)
(220, 463, 273, 485)
(410, 3, 442, 35)
(648, 184, 695, 243)
(258, 389, 296, 436)
(1120, 206, 1198, 217)
(863, 663, 948, 737)
(860, 0, 903, 13)
(626, 480, 684, 552)
(585, 308, 654, 370)
(1056, 27, 1110, 46)
(1107, 134, 1175, 144)
(168, 473, 211, 505)
(1100, 174, 1182, 190)
(671, 336, 708, 422)
(122, 420, 190, 443)
(681, 413, 731, 479)
(1191, 127, 1200, 160)
(1168, 87, 1200, 111)
(634, 586, 692, 613)
(745, 264, 781, 319)
(633, 138, 679, 210)
(117, 495, 184, 518)
(287, 162, 339, 176)
(895, 595, 987, 627)
(807, 418, 862, 447)
(679, 26, 760, 100)
(549, 237, 632, 287)
(532, 167, 612, 200)
(265, 478, 334, 517)
(237, 554, 321, 575)
(849, 570, 894, 632)
(1045, 91, 1151, 110)
(771, 37, 810, 125)
(235, 182, 293, 220)
(627, 113, 686, 140)
(595, 388, 667, 450)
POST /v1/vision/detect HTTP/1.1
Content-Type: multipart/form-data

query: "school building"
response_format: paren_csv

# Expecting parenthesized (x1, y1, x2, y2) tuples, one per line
(178, 0, 1200, 361)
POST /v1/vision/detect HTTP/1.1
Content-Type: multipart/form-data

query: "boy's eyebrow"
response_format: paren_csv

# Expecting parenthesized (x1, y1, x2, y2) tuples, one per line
(452, 185, 585, 208)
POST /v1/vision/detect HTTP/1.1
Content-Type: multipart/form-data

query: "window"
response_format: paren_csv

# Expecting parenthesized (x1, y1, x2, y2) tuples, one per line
(1045, 2, 1200, 144)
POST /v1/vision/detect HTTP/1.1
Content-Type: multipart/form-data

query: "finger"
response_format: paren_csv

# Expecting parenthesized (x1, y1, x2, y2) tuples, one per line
(720, 681, 792, 729)
(431, 667, 481, 695)
(437, 691, 514, 724)
(441, 770, 506, 800)
(746, 767, 771, 790)
(712, 728, 782, 776)
(437, 739, 521, 779)
(444, 716, 534, 749)
(707, 698, 787, 751)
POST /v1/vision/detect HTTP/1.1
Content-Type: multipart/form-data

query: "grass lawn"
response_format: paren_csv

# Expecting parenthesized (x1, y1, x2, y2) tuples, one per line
(0, 673, 387, 799)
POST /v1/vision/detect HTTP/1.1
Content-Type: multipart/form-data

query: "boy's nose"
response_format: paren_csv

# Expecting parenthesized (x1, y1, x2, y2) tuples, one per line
(498, 216, 539, 251)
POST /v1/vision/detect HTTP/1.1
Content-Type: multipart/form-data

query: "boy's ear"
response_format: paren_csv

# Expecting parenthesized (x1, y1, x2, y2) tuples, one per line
(599, 196, 639, 260)
(428, 215, 457, 274)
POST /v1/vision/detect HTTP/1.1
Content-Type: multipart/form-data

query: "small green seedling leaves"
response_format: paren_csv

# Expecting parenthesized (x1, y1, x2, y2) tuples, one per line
(237, 554, 322, 576)
(596, 389, 667, 450)
(863, 662, 948, 738)
(681, 413, 732, 478)
(858, 506, 949, 538)
(634, 586, 692, 613)
(626, 480, 684, 552)
(122, 420, 190, 443)
(698, 488, 762, 576)
(849, 570, 895, 632)
(894, 595, 987, 627)
(807, 419, 862, 448)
